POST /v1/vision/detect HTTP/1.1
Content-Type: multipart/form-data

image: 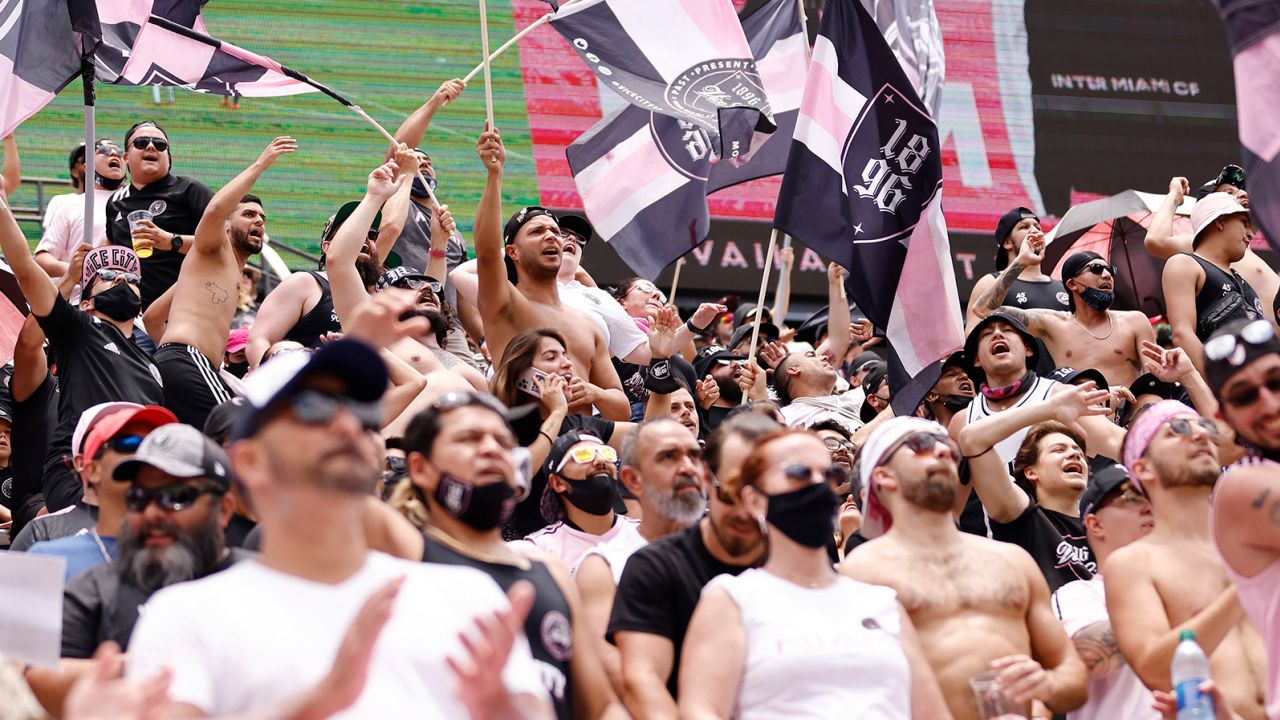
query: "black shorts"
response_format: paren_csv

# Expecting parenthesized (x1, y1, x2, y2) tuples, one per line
(155, 343, 233, 429)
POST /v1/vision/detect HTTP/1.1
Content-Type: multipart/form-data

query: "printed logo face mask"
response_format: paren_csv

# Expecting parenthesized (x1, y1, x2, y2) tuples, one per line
(434, 473, 515, 531)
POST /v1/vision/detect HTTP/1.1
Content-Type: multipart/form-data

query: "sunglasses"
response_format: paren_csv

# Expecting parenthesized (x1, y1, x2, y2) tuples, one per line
(431, 390, 508, 416)
(555, 444, 618, 472)
(628, 281, 667, 303)
(130, 137, 169, 153)
(1204, 319, 1273, 365)
(780, 462, 851, 487)
(1080, 262, 1117, 277)
(94, 434, 143, 459)
(287, 389, 382, 431)
(875, 432, 961, 469)
(95, 143, 124, 158)
(93, 269, 141, 284)
(395, 277, 442, 294)
(823, 436, 855, 453)
(125, 483, 222, 513)
(1161, 416, 1220, 442)
(1099, 486, 1147, 511)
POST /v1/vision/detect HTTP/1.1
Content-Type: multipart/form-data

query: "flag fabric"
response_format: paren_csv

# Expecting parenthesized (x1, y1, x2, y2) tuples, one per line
(0, 0, 92, 138)
(566, 0, 806, 277)
(1214, 0, 1280, 254)
(860, 0, 945, 118)
(550, 0, 777, 162)
(773, 0, 962, 408)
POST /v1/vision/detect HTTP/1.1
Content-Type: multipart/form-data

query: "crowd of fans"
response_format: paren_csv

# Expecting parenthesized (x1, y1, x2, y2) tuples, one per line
(0, 77, 1278, 720)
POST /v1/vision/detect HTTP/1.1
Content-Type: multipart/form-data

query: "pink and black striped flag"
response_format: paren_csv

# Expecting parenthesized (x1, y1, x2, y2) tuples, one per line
(566, 0, 805, 277)
(773, 0, 962, 411)
(0, 0, 93, 138)
(1214, 0, 1280, 254)
(550, 0, 777, 163)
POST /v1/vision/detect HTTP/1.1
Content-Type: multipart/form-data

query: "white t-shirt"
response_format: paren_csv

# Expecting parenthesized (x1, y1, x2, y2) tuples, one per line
(780, 389, 866, 433)
(709, 568, 912, 719)
(577, 524, 650, 582)
(511, 514, 640, 574)
(40, 192, 80, 229)
(127, 551, 547, 718)
(37, 187, 112, 259)
(1052, 575, 1158, 720)
(559, 279, 648, 360)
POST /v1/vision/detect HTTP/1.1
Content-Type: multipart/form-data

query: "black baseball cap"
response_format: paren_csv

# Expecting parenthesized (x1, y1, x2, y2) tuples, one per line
(375, 266, 439, 292)
(694, 346, 744, 379)
(1078, 461, 1131, 517)
(503, 206, 558, 246)
(860, 362, 889, 423)
(202, 398, 246, 447)
(558, 214, 594, 245)
(1130, 373, 1182, 401)
(994, 207, 1039, 271)
(1204, 318, 1280, 399)
(1194, 164, 1247, 200)
(321, 201, 383, 244)
(728, 323, 779, 354)
(963, 311, 1041, 385)
(1046, 366, 1109, 391)
(113, 423, 233, 490)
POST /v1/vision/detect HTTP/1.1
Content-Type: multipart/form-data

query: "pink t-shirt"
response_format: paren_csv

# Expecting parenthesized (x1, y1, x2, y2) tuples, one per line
(510, 516, 640, 573)
(1052, 576, 1158, 720)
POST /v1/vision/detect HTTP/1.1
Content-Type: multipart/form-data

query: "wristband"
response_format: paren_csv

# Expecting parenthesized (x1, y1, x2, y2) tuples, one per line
(686, 317, 713, 337)
(538, 430, 554, 444)
(645, 358, 681, 394)
(429, 249, 447, 259)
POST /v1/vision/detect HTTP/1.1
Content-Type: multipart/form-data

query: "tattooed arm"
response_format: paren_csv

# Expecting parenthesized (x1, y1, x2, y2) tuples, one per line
(1072, 621, 1127, 678)
(967, 226, 1046, 326)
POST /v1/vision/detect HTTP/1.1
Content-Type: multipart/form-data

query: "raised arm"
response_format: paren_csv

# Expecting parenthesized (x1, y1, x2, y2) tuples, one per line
(391, 79, 466, 152)
(330, 161, 405, 325)
(1144, 177, 1193, 260)
(0, 192, 57, 315)
(771, 245, 794, 323)
(473, 126, 516, 318)
(194, 137, 295, 257)
(3, 134, 20, 195)
(1161, 253, 1206, 375)
(425, 204, 455, 283)
(969, 229, 1045, 324)
(817, 263, 851, 363)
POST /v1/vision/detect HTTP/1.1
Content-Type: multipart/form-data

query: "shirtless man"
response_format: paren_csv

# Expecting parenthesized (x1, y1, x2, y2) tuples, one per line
(841, 416, 1088, 720)
(147, 136, 294, 428)
(1146, 172, 1278, 328)
(1105, 399, 1267, 719)
(973, 243, 1155, 386)
(473, 126, 628, 420)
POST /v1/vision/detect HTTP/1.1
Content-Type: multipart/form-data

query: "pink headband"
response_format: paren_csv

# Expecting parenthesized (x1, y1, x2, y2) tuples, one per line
(1122, 399, 1197, 493)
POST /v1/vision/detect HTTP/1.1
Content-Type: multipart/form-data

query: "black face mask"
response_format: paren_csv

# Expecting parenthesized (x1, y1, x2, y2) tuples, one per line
(560, 472, 616, 516)
(1080, 287, 1114, 311)
(942, 394, 974, 412)
(410, 175, 437, 199)
(765, 482, 839, 548)
(91, 283, 142, 322)
(434, 473, 515, 531)
(225, 361, 249, 379)
(95, 172, 125, 191)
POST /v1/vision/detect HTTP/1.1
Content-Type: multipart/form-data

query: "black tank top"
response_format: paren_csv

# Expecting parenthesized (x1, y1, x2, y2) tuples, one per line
(1186, 253, 1263, 340)
(421, 530, 574, 720)
(283, 271, 341, 348)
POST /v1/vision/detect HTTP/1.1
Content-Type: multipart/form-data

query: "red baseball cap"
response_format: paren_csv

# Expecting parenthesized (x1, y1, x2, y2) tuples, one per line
(82, 405, 177, 461)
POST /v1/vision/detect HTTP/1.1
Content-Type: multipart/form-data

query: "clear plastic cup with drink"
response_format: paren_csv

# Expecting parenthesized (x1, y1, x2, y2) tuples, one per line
(127, 210, 155, 258)
(969, 670, 1029, 720)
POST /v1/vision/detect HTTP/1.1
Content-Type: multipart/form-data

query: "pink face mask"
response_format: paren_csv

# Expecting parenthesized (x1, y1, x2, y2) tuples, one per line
(634, 316, 650, 333)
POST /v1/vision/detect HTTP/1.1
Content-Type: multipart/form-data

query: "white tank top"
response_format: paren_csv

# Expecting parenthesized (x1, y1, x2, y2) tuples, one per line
(1215, 458, 1280, 720)
(966, 376, 1062, 468)
(708, 569, 912, 719)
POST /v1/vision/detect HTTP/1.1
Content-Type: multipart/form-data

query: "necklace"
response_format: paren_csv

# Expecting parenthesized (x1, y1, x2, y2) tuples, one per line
(89, 528, 112, 563)
(1072, 312, 1113, 340)
(764, 566, 838, 589)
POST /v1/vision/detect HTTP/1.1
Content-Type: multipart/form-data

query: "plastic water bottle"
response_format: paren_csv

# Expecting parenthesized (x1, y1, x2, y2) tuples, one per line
(1172, 630, 1215, 719)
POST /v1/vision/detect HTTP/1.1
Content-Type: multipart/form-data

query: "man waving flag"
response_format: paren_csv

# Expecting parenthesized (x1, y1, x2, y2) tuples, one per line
(551, 0, 776, 162)
(774, 0, 962, 411)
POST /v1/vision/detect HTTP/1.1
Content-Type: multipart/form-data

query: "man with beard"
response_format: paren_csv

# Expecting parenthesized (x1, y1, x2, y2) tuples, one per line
(1205, 320, 1280, 719)
(144, 137, 294, 428)
(61, 423, 238, 658)
(1105, 400, 1267, 719)
(975, 249, 1156, 387)
(472, 128, 627, 418)
(512, 432, 638, 572)
(841, 416, 1088, 720)
(606, 418, 767, 718)
(691, 346, 746, 432)
(35, 139, 127, 300)
(1, 193, 163, 512)
(105, 121, 214, 308)
(127, 322, 552, 718)
(776, 349, 864, 432)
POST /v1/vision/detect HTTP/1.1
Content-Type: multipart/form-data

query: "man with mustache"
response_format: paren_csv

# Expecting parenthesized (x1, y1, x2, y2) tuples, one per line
(1105, 400, 1268, 719)
(841, 416, 1088, 720)
(143, 137, 294, 428)
(971, 247, 1156, 387)
(61, 423, 238, 659)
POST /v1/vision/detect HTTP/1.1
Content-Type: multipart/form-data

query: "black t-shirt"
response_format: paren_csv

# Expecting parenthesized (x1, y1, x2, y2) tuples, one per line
(607, 523, 750, 698)
(990, 502, 1095, 592)
(105, 174, 214, 307)
(10, 374, 58, 534)
(223, 513, 256, 550)
(701, 405, 733, 436)
(9, 502, 95, 552)
(421, 530, 574, 720)
(61, 549, 245, 658)
(614, 358, 648, 406)
(36, 296, 164, 460)
(507, 414, 616, 540)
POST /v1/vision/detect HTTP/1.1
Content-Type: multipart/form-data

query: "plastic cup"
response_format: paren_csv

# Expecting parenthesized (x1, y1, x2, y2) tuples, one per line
(127, 210, 155, 258)
(969, 670, 1028, 720)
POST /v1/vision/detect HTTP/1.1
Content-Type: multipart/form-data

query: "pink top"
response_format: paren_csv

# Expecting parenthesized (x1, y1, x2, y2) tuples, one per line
(510, 516, 641, 574)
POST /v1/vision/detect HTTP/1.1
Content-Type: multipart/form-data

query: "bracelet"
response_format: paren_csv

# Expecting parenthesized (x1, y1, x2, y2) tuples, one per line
(429, 249, 447, 259)
(686, 317, 713, 336)
(538, 430, 554, 444)
(961, 447, 991, 460)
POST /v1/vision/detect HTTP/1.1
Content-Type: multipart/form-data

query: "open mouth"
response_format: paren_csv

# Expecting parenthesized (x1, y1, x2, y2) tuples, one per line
(990, 339, 1010, 356)
(1061, 459, 1085, 476)
(248, 227, 264, 240)
(105, 157, 123, 171)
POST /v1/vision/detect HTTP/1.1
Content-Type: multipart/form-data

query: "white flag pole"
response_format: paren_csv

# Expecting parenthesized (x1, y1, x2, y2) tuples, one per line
(479, 0, 495, 129)
(742, 228, 780, 403)
(668, 257, 686, 304)
(464, 14, 553, 84)
(348, 105, 442, 209)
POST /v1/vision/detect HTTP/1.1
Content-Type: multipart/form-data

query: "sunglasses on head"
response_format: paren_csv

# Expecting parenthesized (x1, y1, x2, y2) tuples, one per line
(286, 389, 382, 431)
(94, 434, 143, 459)
(431, 390, 508, 416)
(1204, 319, 1273, 366)
(1161, 416, 1220, 442)
(125, 483, 222, 513)
(779, 462, 850, 487)
(876, 431, 961, 469)
(130, 137, 169, 153)
(555, 444, 618, 472)
(93, 269, 141, 284)
(95, 143, 123, 158)
(628, 281, 666, 301)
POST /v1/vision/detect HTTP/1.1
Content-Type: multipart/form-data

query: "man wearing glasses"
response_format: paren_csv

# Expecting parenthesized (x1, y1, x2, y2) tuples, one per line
(105, 121, 215, 308)
(1105, 399, 1267, 720)
(61, 423, 239, 659)
(145, 137, 294, 429)
(35, 139, 127, 301)
(841, 416, 1088, 720)
(1204, 319, 1280, 720)
(972, 249, 1156, 387)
